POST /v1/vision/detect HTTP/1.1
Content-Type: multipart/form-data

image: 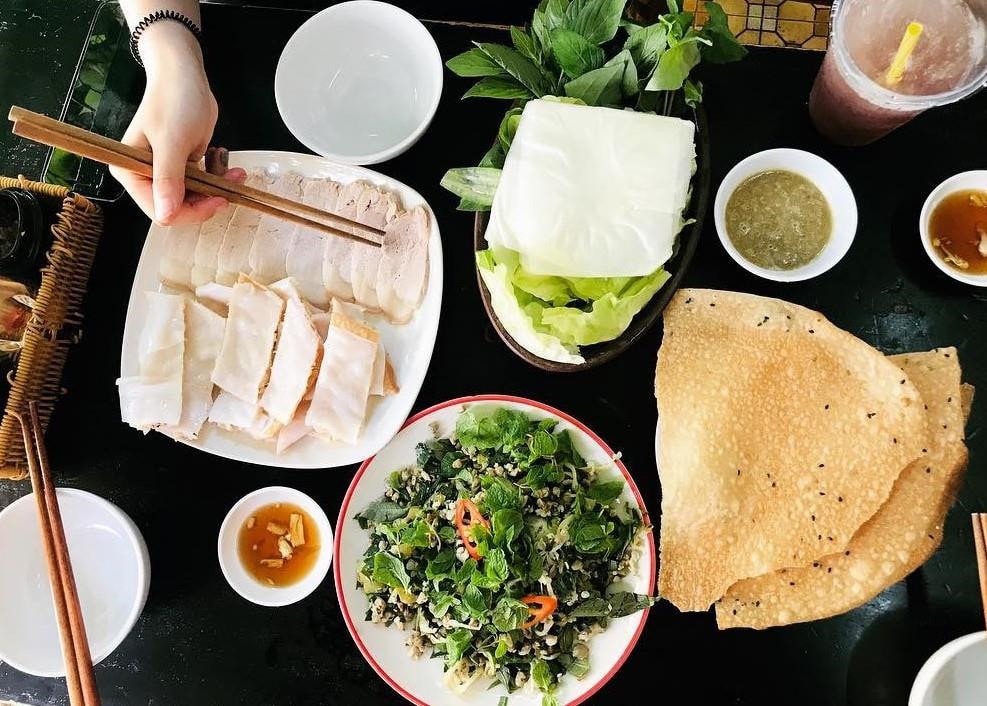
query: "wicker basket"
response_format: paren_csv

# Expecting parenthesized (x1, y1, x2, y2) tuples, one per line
(0, 175, 103, 479)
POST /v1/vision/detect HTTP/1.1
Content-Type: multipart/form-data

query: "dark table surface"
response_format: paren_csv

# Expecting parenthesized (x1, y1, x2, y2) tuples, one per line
(1, 2, 986, 705)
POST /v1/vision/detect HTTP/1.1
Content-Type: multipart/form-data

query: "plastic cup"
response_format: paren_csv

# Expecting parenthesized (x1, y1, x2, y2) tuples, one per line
(809, 0, 987, 146)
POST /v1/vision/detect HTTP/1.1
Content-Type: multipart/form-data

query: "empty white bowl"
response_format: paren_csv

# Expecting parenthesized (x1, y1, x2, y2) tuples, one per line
(217, 486, 333, 607)
(0, 488, 150, 677)
(275, 1, 443, 165)
(919, 170, 987, 287)
(714, 148, 857, 282)
(909, 631, 987, 706)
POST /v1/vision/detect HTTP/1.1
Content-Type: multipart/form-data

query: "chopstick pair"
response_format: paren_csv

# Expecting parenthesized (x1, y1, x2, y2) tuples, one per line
(973, 513, 987, 631)
(7, 106, 384, 248)
(14, 402, 100, 706)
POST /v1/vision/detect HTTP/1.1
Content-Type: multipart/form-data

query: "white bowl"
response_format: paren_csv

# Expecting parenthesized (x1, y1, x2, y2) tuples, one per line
(909, 631, 987, 706)
(217, 486, 333, 607)
(919, 170, 987, 287)
(0, 488, 150, 677)
(334, 395, 656, 706)
(714, 148, 857, 282)
(275, 1, 443, 165)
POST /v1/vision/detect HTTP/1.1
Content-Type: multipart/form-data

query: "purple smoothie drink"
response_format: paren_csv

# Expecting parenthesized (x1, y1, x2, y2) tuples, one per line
(809, 0, 987, 146)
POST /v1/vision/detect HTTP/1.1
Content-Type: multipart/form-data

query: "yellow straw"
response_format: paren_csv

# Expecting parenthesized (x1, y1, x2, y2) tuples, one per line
(885, 21, 924, 86)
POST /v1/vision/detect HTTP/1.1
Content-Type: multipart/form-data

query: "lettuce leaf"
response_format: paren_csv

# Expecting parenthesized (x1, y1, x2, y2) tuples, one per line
(476, 248, 670, 358)
(476, 250, 585, 365)
(539, 267, 669, 345)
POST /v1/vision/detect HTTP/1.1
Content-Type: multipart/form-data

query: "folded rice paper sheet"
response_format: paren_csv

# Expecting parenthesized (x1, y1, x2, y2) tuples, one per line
(484, 98, 695, 278)
(655, 289, 928, 612)
(716, 348, 969, 628)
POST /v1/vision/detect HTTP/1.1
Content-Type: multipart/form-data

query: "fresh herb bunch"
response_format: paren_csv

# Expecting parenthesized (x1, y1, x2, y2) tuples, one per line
(440, 0, 745, 211)
(356, 408, 652, 706)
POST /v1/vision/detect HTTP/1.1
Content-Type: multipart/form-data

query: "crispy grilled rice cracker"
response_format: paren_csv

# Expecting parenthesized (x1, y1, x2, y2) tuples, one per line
(716, 348, 968, 628)
(655, 290, 928, 612)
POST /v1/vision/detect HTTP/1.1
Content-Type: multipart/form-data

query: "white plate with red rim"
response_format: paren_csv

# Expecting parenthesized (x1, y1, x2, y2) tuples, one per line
(120, 150, 443, 469)
(334, 394, 656, 706)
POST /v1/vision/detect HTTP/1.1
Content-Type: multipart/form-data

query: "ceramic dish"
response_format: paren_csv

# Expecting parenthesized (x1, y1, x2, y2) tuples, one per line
(474, 106, 711, 372)
(714, 148, 857, 282)
(217, 486, 333, 607)
(120, 150, 443, 469)
(919, 170, 987, 287)
(334, 394, 656, 706)
(909, 631, 987, 706)
(0, 488, 150, 677)
(274, 1, 442, 165)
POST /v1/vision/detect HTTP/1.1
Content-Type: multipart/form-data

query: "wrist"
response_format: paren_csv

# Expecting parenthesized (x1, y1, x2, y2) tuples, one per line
(138, 21, 204, 76)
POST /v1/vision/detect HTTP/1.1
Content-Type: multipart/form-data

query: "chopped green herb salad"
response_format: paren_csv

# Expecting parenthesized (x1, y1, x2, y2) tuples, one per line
(356, 408, 653, 705)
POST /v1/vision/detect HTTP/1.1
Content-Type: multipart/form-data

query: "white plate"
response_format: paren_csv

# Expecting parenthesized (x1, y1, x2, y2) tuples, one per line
(121, 150, 443, 469)
(334, 395, 656, 706)
(0, 488, 150, 677)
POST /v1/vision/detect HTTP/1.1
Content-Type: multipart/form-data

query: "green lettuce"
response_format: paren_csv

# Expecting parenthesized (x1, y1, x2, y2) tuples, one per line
(476, 248, 669, 361)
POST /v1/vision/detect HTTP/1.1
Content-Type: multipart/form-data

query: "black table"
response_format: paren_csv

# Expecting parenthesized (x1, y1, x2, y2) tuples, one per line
(1, 2, 985, 705)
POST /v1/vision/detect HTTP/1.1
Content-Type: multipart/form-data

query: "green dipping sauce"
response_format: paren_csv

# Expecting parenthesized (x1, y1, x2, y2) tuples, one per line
(725, 170, 832, 270)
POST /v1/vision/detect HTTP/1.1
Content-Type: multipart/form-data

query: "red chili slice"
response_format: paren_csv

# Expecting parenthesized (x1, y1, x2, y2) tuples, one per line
(520, 594, 558, 629)
(454, 499, 490, 561)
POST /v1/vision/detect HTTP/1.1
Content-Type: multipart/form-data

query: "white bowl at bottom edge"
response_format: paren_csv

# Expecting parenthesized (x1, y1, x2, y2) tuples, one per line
(909, 631, 987, 706)
(218, 486, 333, 607)
(0, 488, 150, 677)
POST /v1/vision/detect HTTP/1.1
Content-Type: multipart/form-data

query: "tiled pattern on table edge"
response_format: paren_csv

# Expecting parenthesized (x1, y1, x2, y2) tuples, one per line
(683, 0, 833, 51)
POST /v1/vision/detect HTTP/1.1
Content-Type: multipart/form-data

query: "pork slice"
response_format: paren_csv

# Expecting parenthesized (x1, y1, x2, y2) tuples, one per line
(248, 171, 305, 284)
(159, 221, 202, 290)
(286, 179, 340, 306)
(190, 170, 269, 289)
(213, 171, 271, 285)
(322, 181, 364, 301)
(375, 206, 430, 324)
(349, 185, 400, 310)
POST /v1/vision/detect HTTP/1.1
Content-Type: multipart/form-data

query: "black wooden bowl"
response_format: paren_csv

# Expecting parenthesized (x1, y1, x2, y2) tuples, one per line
(473, 104, 712, 372)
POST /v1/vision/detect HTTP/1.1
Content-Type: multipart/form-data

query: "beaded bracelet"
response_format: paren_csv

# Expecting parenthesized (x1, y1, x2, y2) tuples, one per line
(129, 9, 203, 68)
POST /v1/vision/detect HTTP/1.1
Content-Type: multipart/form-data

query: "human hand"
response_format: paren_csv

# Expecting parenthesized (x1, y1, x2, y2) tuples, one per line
(111, 22, 245, 225)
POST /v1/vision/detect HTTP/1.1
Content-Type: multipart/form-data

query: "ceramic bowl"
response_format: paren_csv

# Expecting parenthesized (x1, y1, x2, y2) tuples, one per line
(0, 488, 150, 677)
(714, 148, 857, 282)
(909, 631, 987, 706)
(217, 486, 333, 607)
(275, 1, 443, 165)
(919, 170, 987, 287)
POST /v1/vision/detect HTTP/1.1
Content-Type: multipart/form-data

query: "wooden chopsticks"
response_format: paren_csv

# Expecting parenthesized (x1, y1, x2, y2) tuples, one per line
(974, 513, 987, 630)
(8, 106, 383, 248)
(14, 402, 100, 706)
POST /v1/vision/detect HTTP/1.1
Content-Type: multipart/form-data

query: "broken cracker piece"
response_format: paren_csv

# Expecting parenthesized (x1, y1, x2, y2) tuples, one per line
(266, 521, 288, 535)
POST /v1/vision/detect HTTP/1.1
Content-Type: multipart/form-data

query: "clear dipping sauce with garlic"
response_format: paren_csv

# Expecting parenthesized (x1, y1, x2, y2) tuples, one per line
(726, 170, 832, 270)
(238, 502, 320, 587)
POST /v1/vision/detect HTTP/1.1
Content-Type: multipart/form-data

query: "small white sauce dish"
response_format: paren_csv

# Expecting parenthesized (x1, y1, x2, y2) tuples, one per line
(217, 486, 333, 607)
(714, 148, 857, 282)
(909, 631, 987, 706)
(0, 488, 150, 677)
(275, 0, 443, 165)
(919, 170, 987, 287)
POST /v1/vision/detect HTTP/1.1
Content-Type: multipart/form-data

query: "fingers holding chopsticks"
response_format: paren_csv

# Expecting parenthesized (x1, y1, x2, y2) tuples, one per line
(109, 84, 245, 226)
